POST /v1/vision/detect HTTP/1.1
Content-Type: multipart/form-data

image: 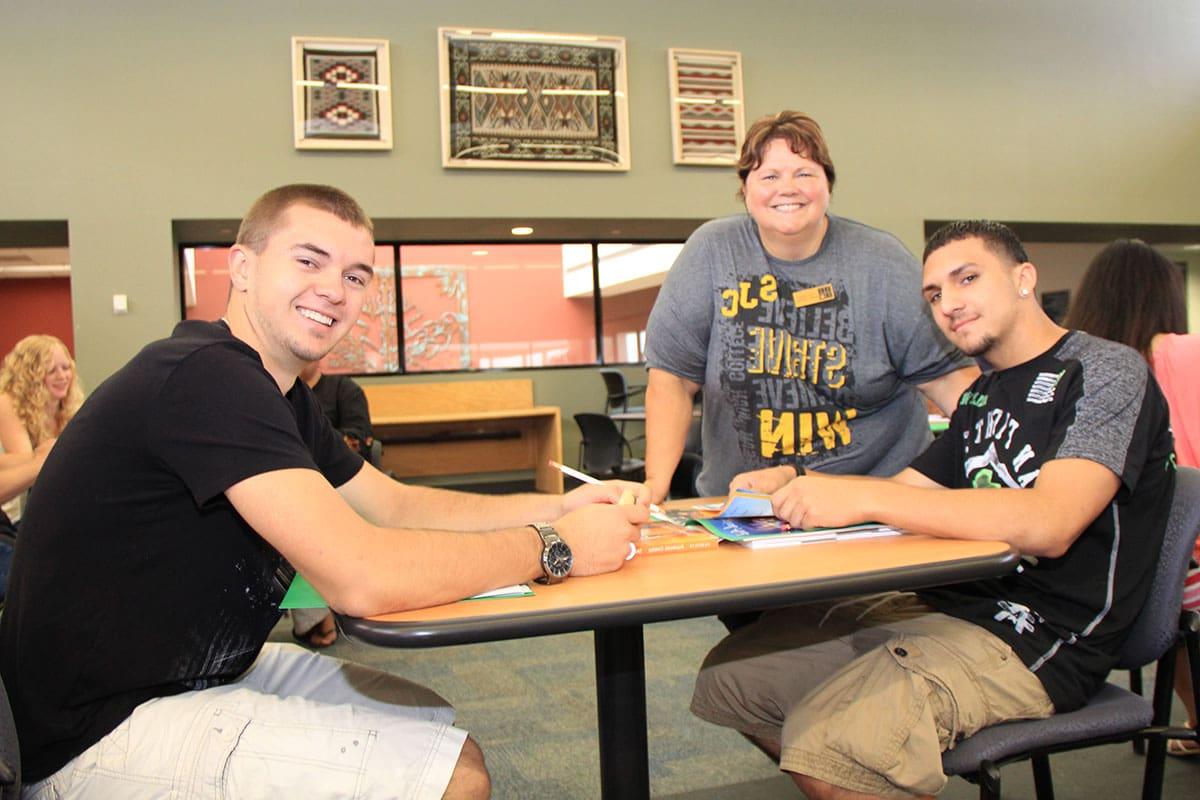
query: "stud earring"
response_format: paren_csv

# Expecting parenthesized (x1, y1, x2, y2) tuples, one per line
(1020, 288, 1030, 297)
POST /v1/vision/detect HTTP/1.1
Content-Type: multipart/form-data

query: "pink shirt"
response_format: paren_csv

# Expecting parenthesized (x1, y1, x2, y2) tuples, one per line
(1150, 333, 1200, 468)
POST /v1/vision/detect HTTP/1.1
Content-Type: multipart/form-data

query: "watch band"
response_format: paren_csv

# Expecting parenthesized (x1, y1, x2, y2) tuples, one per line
(529, 522, 572, 584)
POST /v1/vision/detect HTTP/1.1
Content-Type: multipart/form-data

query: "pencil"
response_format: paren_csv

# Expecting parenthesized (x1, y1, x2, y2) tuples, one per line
(549, 460, 599, 486)
(548, 460, 672, 522)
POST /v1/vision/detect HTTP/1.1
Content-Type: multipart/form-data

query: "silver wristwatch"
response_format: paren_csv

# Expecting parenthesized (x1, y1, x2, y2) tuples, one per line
(529, 522, 573, 584)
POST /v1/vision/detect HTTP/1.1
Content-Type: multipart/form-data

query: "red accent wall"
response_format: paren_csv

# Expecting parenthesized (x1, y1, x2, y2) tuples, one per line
(465, 266, 596, 365)
(0, 278, 75, 359)
(601, 286, 659, 362)
(184, 247, 230, 321)
(400, 244, 597, 370)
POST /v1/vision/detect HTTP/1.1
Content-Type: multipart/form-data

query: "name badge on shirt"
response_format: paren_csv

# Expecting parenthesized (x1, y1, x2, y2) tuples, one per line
(792, 283, 836, 308)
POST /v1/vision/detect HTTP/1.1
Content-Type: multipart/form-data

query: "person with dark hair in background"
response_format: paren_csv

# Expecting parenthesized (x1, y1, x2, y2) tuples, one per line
(690, 221, 1176, 798)
(643, 110, 978, 506)
(291, 360, 377, 647)
(1066, 238, 1200, 755)
(301, 360, 374, 456)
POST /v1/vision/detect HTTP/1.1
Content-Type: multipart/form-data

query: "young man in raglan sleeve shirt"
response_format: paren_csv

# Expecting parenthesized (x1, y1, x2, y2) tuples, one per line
(690, 220, 1176, 800)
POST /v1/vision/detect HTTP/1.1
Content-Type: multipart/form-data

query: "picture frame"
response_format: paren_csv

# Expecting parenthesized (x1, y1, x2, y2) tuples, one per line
(438, 27, 631, 171)
(667, 48, 745, 166)
(291, 36, 392, 150)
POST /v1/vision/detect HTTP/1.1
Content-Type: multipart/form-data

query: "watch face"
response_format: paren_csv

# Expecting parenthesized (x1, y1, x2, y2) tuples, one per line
(545, 540, 573, 578)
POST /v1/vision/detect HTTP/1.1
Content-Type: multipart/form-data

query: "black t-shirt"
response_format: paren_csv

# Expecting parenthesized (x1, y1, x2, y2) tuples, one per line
(311, 374, 373, 444)
(913, 332, 1175, 711)
(0, 320, 363, 782)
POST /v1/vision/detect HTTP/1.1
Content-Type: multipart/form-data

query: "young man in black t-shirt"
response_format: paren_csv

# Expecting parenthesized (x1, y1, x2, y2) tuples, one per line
(0, 185, 649, 799)
(691, 221, 1175, 799)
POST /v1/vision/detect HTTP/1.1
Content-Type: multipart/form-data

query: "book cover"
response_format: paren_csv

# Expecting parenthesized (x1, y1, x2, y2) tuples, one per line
(636, 522, 720, 555)
(697, 515, 901, 548)
(737, 525, 901, 549)
(695, 515, 792, 541)
(658, 490, 774, 528)
(712, 490, 775, 519)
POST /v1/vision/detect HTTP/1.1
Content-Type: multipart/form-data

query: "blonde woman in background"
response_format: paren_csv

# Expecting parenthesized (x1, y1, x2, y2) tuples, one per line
(0, 334, 82, 521)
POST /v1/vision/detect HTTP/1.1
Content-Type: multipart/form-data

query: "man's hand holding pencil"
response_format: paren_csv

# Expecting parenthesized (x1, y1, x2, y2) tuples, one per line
(540, 459, 662, 569)
(550, 460, 670, 523)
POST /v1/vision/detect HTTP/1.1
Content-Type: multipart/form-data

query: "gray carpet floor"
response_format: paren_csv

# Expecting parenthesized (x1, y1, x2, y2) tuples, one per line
(270, 614, 1200, 799)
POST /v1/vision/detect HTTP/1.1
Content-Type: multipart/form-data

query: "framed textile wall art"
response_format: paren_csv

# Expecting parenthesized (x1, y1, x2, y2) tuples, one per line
(667, 48, 745, 165)
(438, 27, 631, 171)
(292, 36, 393, 150)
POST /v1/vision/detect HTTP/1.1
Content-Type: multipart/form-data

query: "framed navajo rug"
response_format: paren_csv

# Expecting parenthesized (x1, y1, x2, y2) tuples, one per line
(291, 36, 393, 150)
(667, 48, 745, 165)
(438, 27, 630, 171)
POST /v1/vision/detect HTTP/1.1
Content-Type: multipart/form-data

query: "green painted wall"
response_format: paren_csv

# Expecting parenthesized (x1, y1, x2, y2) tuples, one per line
(4, 1, 1200, 470)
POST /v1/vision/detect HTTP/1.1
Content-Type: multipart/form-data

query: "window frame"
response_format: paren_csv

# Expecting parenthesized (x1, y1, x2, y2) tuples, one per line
(174, 217, 705, 378)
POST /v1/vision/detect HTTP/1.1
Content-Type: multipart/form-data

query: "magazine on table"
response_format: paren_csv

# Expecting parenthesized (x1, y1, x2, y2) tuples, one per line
(681, 489, 902, 549)
(696, 516, 901, 549)
(655, 489, 773, 527)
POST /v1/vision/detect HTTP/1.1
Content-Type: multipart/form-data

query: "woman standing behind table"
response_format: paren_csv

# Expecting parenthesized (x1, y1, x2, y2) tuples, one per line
(0, 335, 83, 521)
(643, 111, 977, 502)
(1065, 238, 1200, 755)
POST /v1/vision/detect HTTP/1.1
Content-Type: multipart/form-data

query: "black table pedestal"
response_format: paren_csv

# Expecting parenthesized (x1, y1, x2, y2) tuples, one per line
(595, 624, 650, 800)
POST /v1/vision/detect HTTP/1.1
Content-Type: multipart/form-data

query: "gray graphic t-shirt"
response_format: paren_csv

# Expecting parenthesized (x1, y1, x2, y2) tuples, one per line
(645, 214, 969, 494)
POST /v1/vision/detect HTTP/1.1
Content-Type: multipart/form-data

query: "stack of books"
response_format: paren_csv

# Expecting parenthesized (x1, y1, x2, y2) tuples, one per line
(670, 490, 901, 550)
(638, 491, 902, 554)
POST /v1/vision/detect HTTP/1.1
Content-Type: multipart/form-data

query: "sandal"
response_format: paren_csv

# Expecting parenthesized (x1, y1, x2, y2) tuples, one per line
(1166, 725, 1199, 757)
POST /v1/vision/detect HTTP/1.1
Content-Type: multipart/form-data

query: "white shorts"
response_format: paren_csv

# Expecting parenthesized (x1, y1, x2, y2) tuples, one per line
(25, 643, 467, 800)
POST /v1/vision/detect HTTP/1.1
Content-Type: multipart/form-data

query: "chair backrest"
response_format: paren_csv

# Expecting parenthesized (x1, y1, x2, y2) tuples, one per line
(683, 417, 702, 455)
(670, 452, 703, 500)
(599, 370, 630, 411)
(574, 413, 626, 476)
(0, 671, 19, 798)
(366, 439, 384, 470)
(1118, 466, 1200, 668)
(0, 531, 13, 605)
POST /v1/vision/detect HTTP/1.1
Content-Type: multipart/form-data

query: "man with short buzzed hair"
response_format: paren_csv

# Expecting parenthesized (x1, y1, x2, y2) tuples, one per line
(1, 184, 649, 799)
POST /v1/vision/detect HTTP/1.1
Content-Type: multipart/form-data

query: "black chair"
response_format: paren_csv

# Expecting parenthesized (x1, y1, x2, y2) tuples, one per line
(0, 672, 19, 800)
(0, 529, 14, 608)
(600, 370, 645, 434)
(669, 452, 703, 499)
(367, 439, 384, 470)
(574, 413, 645, 482)
(668, 418, 704, 499)
(941, 466, 1200, 800)
(599, 369, 645, 414)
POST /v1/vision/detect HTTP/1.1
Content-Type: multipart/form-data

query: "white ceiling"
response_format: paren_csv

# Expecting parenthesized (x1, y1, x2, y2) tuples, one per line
(0, 246, 71, 278)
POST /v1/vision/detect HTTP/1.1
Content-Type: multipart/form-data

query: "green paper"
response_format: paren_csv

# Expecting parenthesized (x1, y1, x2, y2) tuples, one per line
(279, 572, 328, 609)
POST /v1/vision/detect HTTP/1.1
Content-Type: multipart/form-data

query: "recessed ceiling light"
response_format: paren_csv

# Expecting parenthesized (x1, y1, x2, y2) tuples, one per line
(471, 249, 489, 256)
(511, 226, 534, 236)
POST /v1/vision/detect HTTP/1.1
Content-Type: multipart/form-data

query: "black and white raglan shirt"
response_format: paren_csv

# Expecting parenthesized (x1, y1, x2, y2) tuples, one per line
(912, 331, 1176, 712)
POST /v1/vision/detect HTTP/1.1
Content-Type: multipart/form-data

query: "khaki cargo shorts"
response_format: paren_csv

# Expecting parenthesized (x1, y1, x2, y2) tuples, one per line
(691, 593, 1053, 797)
